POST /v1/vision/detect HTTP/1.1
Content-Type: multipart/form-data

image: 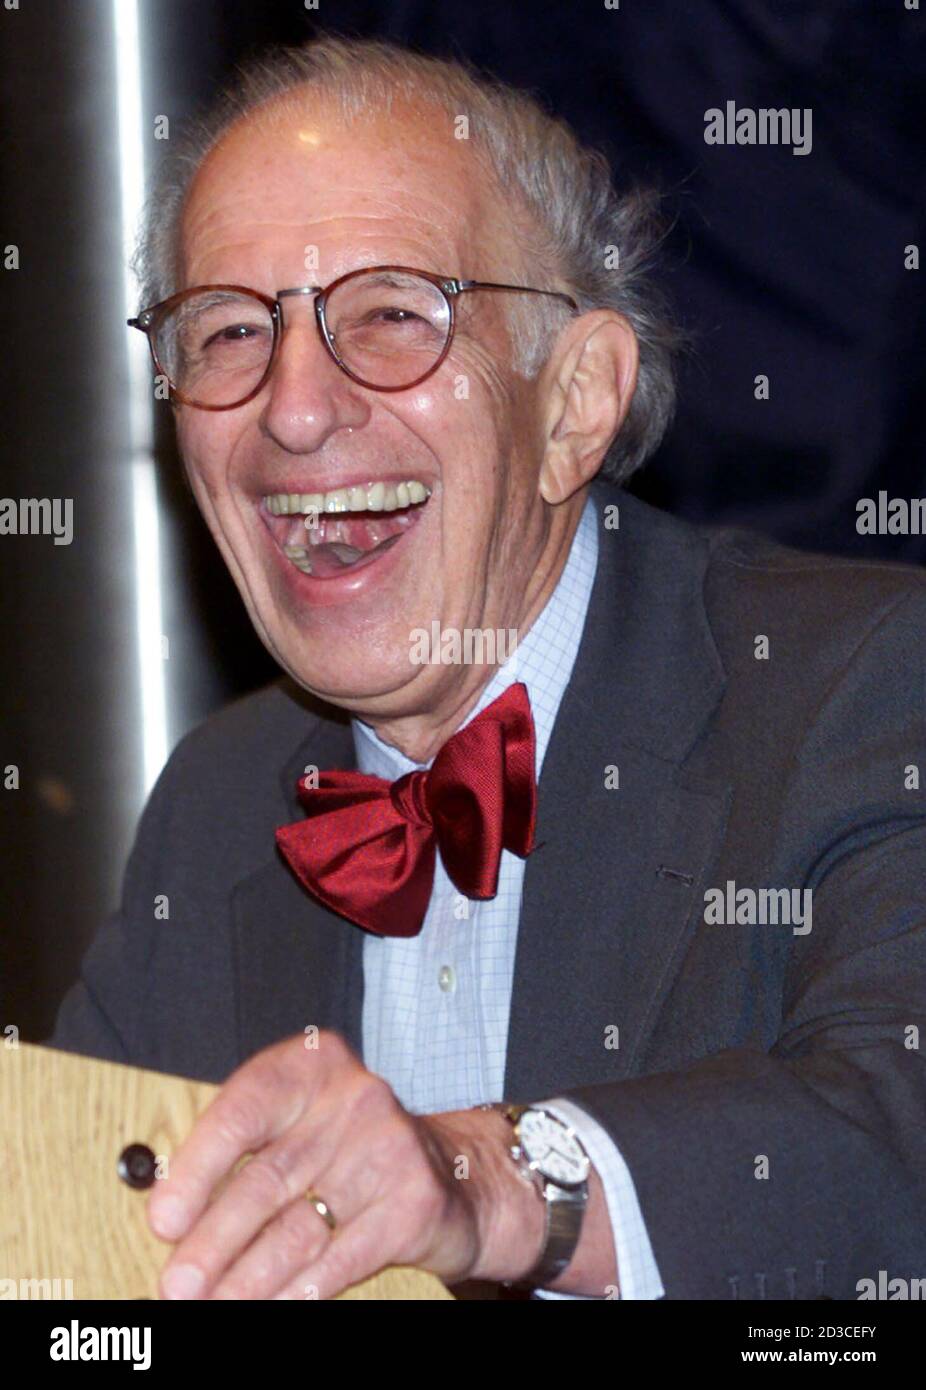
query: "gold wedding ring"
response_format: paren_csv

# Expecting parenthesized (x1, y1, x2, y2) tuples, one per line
(305, 1190, 337, 1231)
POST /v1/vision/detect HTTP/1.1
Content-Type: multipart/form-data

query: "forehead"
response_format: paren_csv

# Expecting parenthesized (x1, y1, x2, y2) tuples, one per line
(180, 92, 516, 284)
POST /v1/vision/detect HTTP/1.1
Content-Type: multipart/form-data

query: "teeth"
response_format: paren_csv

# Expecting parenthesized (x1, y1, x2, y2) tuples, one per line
(323, 489, 351, 514)
(283, 544, 313, 574)
(264, 480, 431, 517)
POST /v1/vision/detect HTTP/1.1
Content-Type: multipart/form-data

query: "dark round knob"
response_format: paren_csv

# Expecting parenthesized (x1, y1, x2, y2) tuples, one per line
(118, 1143, 157, 1189)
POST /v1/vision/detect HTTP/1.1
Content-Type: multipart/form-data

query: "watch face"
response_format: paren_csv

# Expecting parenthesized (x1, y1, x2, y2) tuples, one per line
(518, 1109, 591, 1186)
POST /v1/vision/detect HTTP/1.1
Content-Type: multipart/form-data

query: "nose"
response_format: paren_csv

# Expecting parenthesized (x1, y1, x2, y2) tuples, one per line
(258, 296, 370, 452)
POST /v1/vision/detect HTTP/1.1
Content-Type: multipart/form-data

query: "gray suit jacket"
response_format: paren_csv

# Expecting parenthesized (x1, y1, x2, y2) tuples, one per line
(48, 482, 926, 1299)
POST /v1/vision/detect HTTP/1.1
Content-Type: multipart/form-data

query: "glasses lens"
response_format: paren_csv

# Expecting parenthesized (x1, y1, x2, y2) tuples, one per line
(324, 270, 450, 387)
(154, 290, 274, 407)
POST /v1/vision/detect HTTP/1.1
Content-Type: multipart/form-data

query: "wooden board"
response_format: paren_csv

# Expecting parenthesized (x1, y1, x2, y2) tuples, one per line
(0, 1042, 452, 1301)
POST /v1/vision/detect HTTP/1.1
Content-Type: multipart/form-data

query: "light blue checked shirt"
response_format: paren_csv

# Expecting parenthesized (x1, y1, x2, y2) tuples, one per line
(354, 495, 663, 1300)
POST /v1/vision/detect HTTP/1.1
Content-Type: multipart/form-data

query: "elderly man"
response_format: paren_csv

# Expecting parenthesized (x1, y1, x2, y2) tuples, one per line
(49, 36, 926, 1301)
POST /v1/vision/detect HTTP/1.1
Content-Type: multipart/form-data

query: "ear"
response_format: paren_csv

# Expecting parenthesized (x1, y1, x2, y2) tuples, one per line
(538, 311, 639, 506)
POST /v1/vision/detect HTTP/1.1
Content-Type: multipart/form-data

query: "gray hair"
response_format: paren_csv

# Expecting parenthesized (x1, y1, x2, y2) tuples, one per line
(135, 34, 681, 483)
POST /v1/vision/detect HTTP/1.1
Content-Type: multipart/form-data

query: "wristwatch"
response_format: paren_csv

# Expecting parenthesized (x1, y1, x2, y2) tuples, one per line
(478, 1101, 591, 1290)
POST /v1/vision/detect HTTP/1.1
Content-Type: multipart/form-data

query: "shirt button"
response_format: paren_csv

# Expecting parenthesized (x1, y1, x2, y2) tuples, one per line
(438, 964, 456, 993)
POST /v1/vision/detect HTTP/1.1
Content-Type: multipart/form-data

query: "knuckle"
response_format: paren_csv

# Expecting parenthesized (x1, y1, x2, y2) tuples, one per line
(355, 1117, 429, 1203)
(231, 1043, 284, 1087)
(278, 1202, 317, 1257)
(382, 1125, 423, 1178)
(239, 1155, 292, 1210)
(349, 1070, 398, 1122)
(262, 1136, 301, 1187)
(317, 1029, 353, 1065)
(320, 1234, 364, 1292)
(212, 1089, 267, 1148)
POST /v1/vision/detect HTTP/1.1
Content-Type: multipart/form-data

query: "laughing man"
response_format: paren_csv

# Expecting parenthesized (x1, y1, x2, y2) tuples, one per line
(49, 37, 926, 1301)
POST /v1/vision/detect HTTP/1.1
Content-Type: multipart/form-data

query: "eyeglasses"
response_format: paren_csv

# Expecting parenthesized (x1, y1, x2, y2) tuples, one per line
(128, 266, 578, 408)
(127, 264, 578, 410)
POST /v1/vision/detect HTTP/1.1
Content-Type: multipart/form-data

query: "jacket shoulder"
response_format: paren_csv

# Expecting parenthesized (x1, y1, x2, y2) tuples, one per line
(147, 678, 348, 852)
(613, 486, 926, 614)
(609, 488, 925, 720)
(169, 677, 333, 772)
(699, 516, 926, 641)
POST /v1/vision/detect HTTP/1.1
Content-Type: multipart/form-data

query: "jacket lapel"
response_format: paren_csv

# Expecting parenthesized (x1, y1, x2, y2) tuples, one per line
(505, 485, 731, 1099)
(231, 708, 367, 1065)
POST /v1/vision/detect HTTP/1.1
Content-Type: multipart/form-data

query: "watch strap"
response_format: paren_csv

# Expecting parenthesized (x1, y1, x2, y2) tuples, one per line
(477, 1102, 589, 1291)
(509, 1178, 589, 1291)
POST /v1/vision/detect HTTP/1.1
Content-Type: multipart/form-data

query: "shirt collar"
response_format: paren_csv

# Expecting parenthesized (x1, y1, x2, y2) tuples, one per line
(352, 492, 599, 780)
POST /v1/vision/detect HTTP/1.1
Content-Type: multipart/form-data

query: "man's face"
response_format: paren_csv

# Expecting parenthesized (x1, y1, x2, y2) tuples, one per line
(177, 97, 559, 721)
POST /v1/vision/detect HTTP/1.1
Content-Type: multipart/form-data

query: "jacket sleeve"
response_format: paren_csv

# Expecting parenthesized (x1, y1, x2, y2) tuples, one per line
(561, 588, 926, 1300)
(43, 743, 182, 1070)
(562, 824, 926, 1299)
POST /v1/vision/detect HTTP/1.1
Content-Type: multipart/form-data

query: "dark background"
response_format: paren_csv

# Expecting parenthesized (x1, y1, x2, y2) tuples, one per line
(1, 0, 924, 1039)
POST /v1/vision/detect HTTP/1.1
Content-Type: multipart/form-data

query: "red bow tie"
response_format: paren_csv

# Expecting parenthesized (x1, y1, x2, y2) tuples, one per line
(275, 682, 537, 937)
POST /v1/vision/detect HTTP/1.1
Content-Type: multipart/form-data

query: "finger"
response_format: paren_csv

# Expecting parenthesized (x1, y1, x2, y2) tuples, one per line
(209, 1190, 341, 1300)
(148, 1045, 322, 1244)
(272, 1146, 471, 1301)
(272, 1201, 399, 1301)
(156, 1092, 347, 1300)
(206, 1111, 389, 1300)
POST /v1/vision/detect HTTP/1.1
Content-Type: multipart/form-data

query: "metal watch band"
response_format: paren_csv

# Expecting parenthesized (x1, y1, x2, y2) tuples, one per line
(477, 1101, 590, 1291)
(518, 1178, 589, 1290)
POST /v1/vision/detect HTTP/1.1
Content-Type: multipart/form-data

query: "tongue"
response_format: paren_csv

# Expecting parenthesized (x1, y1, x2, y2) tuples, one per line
(327, 542, 366, 565)
(299, 506, 423, 577)
(306, 534, 401, 578)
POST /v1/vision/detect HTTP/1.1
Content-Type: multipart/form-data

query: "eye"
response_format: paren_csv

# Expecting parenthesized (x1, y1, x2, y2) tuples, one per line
(365, 305, 426, 326)
(203, 323, 262, 348)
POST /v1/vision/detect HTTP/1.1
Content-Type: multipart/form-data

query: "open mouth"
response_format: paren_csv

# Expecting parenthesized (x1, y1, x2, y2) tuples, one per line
(261, 479, 432, 579)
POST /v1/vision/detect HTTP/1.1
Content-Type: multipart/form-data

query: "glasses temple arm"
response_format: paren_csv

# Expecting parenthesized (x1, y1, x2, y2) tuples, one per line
(456, 280, 578, 311)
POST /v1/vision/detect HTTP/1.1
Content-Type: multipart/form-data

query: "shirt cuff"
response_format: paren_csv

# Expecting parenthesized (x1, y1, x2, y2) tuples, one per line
(529, 1096, 664, 1300)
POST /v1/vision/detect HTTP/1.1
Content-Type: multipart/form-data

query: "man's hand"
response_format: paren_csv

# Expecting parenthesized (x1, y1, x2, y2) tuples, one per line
(147, 1030, 546, 1299)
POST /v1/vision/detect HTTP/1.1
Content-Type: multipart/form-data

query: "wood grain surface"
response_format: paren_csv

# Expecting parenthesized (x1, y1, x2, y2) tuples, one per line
(0, 1042, 452, 1301)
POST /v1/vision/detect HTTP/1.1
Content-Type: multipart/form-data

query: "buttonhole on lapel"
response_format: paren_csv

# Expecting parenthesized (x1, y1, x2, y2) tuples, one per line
(656, 865, 694, 887)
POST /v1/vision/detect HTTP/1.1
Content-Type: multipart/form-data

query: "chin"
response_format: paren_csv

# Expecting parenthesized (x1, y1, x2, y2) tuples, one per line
(263, 624, 423, 705)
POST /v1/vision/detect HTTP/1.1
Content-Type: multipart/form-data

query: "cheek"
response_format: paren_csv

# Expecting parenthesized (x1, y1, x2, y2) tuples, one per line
(177, 417, 239, 511)
(399, 343, 511, 453)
